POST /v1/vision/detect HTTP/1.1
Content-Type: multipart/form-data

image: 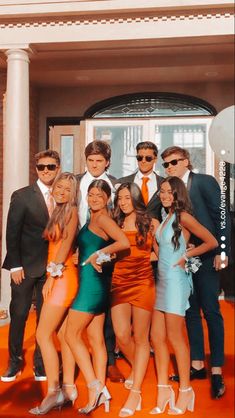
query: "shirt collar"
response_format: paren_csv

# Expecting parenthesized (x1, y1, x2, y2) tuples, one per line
(181, 169, 191, 184)
(37, 179, 51, 195)
(85, 171, 109, 182)
(136, 170, 155, 181)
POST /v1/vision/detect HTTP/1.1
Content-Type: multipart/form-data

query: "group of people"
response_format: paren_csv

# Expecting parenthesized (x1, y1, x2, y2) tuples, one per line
(1, 140, 230, 416)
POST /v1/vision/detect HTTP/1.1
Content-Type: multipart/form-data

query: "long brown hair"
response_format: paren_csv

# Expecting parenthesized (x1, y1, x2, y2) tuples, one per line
(160, 176, 193, 250)
(44, 172, 77, 241)
(113, 182, 151, 247)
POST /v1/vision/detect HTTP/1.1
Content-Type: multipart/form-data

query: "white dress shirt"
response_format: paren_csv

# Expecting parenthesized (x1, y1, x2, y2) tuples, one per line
(134, 170, 158, 203)
(182, 169, 191, 186)
(78, 171, 115, 228)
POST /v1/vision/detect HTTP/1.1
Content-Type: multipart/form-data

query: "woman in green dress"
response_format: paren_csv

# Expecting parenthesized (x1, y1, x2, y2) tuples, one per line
(65, 179, 129, 415)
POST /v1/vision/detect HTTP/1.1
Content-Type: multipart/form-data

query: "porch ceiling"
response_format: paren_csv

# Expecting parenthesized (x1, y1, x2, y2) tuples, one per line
(0, 35, 234, 86)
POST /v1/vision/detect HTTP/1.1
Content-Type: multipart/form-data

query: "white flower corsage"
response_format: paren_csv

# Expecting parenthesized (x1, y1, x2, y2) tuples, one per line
(96, 250, 111, 265)
(183, 254, 202, 274)
(46, 261, 64, 278)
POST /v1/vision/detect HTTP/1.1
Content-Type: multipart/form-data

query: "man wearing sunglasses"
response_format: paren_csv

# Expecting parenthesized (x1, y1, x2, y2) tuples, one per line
(161, 145, 231, 399)
(1, 149, 60, 383)
(116, 141, 163, 222)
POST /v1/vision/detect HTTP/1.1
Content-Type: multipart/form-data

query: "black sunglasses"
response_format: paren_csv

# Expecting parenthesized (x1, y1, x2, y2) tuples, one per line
(36, 164, 58, 171)
(162, 158, 185, 169)
(136, 155, 154, 162)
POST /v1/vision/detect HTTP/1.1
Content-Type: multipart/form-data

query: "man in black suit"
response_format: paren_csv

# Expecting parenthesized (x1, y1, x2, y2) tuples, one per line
(1, 149, 60, 382)
(76, 140, 125, 383)
(116, 141, 163, 222)
(161, 145, 230, 398)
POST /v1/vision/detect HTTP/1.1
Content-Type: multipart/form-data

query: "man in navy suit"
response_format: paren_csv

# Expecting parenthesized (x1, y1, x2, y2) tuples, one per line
(161, 145, 230, 399)
(76, 140, 125, 383)
(1, 150, 60, 382)
(116, 141, 163, 222)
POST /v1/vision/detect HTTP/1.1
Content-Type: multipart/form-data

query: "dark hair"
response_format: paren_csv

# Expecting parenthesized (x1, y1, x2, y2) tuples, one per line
(136, 141, 158, 157)
(35, 149, 60, 166)
(113, 182, 152, 247)
(161, 146, 193, 171)
(85, 140, 111, 169)
(160, 176, 193, 250)
(44, 172, 77, 241)
(87, 179, 111, 199)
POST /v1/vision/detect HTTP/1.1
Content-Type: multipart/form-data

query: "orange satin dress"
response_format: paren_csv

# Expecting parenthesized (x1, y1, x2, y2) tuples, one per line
(111, 231, 155, 312)
(45, 238, 78, 307)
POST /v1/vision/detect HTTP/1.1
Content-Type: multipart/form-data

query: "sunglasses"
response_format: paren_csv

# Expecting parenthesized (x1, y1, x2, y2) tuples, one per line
(162, 158, 185, 169)
(36, 164, 58, 171)
(136, 155, 155, 162)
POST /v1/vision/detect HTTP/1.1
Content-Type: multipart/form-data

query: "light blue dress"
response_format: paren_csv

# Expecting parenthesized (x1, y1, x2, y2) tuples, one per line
(155, 213, 193, 316)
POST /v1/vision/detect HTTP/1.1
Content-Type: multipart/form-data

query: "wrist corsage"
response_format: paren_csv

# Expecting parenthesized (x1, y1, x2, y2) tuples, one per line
(96, 250, 111, 265)
(183, 254, 202, 274)
(46, 261, 64, 278)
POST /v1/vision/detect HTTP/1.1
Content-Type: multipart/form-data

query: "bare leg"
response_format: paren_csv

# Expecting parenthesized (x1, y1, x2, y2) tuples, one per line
(151, 310, 172, 410)
(166, 313, 191, 411)
(87, 313, 106, 386)
(121, 306, 152, 414)
(57, 317, 76, 399)
(36, 303, 67, 408)
(111, 303, 135, 370)
(65, 309, 103, 406)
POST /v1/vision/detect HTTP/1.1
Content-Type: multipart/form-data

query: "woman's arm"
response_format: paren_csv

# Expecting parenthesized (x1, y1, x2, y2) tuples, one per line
(84, 214, 130, 271)
(180, 211, 218, 258)
(52, 208, 78, 264)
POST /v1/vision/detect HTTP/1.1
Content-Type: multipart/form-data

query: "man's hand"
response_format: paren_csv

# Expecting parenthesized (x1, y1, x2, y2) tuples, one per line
(11, 269, 25, 285)
(213, 254, 228, 271)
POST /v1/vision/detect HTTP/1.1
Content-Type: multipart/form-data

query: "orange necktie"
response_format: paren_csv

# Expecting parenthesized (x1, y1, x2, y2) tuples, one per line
(46, 190, 54, 217)
(141, 177, 149, 205)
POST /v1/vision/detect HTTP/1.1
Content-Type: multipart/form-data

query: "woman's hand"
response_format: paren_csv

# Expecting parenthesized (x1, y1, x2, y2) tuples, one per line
(173, 256, 186, 270)
(42, 276, 55, 301)
(83, 253, 102, 273)
(72, 249, 79, 265)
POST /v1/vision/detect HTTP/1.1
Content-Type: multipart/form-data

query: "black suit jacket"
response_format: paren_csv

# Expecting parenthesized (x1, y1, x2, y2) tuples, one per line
(2, 182, 49, 277)
(116, 172, 164, 221)
(187, 171, 231, 256)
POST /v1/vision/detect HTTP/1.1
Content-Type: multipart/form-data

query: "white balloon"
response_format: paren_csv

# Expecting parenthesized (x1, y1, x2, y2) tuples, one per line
(209, 105, 235, 164)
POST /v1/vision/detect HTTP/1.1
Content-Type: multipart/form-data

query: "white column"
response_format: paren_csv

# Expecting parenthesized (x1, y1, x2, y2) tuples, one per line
(0, 49, 30, 314)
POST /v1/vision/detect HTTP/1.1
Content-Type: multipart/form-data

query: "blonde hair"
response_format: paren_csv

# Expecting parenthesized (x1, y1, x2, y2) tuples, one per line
(44, 172, 78, 241)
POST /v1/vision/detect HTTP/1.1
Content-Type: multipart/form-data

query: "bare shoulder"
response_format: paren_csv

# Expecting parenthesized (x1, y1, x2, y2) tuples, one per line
(179, 211, 195, 225)
(97, 213, 114, 226)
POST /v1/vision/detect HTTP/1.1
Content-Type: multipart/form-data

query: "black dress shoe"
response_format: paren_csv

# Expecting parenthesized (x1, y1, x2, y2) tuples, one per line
(1, 362, 22, 382)
(169, 366, 207, 382)
(106, 364, 125, 383)
(211, 374, 225, 399)
(34, 366, 47, 381)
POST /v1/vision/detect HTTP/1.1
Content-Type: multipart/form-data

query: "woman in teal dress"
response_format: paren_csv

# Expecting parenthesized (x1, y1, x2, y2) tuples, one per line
(150, 177, 218, 416)
(65, 179, 129, 415)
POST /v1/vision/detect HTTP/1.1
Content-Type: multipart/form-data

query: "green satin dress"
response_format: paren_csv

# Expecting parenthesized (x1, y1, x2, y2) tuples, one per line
(71, 223, 111, 314)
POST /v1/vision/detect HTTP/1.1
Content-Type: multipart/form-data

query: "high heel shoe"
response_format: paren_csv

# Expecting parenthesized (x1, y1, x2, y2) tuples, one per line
(150, 384, 175, 414)
(78, 379, 111, 414)
(29, 387, 64, 415)
(168, 387, 195, 415)
(62, 383, 78, 405)
(119, 388, 142, 417)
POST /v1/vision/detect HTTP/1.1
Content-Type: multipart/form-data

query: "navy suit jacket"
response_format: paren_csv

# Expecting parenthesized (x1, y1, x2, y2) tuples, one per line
(116, 172, 164, 222)
(187, 171, 231, 256)
(2, 182, 49, 277)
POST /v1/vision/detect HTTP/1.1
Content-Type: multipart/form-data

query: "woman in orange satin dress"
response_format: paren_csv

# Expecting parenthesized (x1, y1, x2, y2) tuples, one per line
(29, 172, 79, 415)
(111, 182, 156, 417)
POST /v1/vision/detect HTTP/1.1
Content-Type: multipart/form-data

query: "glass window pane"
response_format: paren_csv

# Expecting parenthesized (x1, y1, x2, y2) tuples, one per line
(61, 135, 74, 172)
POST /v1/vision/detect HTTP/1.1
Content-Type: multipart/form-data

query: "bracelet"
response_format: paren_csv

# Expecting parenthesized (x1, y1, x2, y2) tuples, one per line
(96, 250, 111, 265)
(46, 261, 64, 278)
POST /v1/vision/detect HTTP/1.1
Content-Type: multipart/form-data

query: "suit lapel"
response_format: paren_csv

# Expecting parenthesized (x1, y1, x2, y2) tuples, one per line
(187, 171, 194, 192)
(32, 183, 49, 222)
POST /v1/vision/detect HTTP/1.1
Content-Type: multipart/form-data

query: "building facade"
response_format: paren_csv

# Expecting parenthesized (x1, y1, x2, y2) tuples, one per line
(0, 0, 234, 309)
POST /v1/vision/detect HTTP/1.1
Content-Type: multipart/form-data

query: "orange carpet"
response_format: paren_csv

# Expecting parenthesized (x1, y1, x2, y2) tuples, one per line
(0, 300, 234, 418)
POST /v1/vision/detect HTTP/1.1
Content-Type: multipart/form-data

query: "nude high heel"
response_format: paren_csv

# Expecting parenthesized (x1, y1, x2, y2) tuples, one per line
(150, 384, 175, 414)
(168, 387, 195, 415)
(78, 379, 111, 414)
(29, 387, 64, 415)
(62, 383, 78, 405)
(119, 388, 142, 417)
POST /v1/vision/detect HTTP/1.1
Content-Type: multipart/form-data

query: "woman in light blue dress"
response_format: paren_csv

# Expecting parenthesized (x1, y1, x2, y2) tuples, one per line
(150, 176, 218, 416)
